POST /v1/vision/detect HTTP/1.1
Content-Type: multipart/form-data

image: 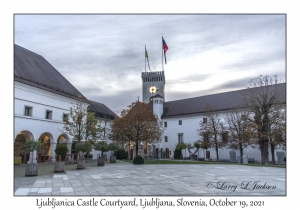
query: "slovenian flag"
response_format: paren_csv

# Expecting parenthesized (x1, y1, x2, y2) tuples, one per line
(162, 36, 168, 64)
(145, 45, 150, 71)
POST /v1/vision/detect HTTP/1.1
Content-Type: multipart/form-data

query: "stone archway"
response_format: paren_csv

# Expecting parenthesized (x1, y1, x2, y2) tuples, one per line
(37, 132, 53, 162)
(14, 130, 34, 164)
(57, 134, 71, 151)
(57, 134, 72, 161)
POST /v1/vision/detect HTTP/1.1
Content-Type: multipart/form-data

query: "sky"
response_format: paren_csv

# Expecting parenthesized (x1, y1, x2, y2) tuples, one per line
(14, 14, 286, 115)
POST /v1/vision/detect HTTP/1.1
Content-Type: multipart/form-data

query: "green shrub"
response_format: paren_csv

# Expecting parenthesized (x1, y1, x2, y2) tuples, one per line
(174, 149, 182, 159)
(108, 142, 120, 155)
(115, 149, 128, 160)
(75, 141, 93, 153)
(93, 141, 109, 155)
(55, 144, 69, 156)
(133, 155, 144, 165)
(84, 154, 93, 158)
(55, 144, 69, 161)
(22, 139, 42, 153)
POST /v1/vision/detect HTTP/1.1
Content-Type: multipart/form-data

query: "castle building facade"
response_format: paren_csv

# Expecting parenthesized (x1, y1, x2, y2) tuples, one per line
(141, 70, 286, 163)
(14, 44, 117, 163)
(14, 44, 286, 164)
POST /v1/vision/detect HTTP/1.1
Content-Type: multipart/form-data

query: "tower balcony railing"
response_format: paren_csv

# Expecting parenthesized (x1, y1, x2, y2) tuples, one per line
(141, 71, 164, 77)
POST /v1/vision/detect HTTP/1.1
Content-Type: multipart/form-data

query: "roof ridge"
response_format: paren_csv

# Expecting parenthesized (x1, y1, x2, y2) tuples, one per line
(88, 99, 105, 105)
(14, 44, 44, 58)
(165, 82, 286, 103)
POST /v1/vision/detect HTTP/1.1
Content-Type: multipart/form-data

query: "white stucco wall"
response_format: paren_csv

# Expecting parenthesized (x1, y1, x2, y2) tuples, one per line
(158, 111, 285, 163)
(14, 81, 90, 162)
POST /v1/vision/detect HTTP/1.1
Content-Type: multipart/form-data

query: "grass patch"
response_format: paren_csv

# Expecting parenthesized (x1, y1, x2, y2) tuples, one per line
(122, 159, 235, 165)
(121, 159, 286, 168)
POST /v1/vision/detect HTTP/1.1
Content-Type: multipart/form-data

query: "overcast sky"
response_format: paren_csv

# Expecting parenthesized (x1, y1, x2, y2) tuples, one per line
(14, 14, 286, 115)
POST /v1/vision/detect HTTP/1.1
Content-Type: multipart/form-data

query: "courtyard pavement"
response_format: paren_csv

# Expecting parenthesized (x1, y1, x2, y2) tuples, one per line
(14, 160, 286, 196)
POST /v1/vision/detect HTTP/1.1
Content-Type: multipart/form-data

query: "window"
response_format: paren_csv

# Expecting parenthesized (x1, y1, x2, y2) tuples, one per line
(164, 122, 167, 128)
(24, 106, 32, 116)
(222, 132, 228, 143)
(63, 114, 68, 122)
(179, 120, 182, 125)
(178, 133, 183, 143)
(203, 117, 207, 123)
(164, 136, 168, 142)
(45, 110, 52, 120)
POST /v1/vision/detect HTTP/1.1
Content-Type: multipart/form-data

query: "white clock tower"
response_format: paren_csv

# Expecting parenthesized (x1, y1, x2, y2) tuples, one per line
(141, 71, 165, 103)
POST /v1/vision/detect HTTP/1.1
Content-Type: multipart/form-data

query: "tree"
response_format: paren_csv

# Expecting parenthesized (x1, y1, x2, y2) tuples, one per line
(94, 141, 109, 156)
(61, 96, 98, 142)
(108, 142, 120, 156)
(224, 108, 256, 158)
(268, 108, 286, 163)
(201, 141, 210, 159)
(95, 114, 112, 141)
(110, 117, 128, 149)
(110, 101, 163, 157)
(22, 139, 42, 176)
(22, 139, 41, 164)
(75, 141, 93, 159)
(176, 142, 187, 159)
(243, 75, 285, 165)
(197, 104, 226, 160)
(54, 144, 68, 161)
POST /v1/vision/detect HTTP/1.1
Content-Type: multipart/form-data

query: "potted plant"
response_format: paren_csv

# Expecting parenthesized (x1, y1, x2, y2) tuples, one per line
(176, 142, 187, 159)
(75, 141, 92, 169)
(54, 144, 68, 172)
(108, 142, 120, 163)
(21, 139, 41, 176)
(94, 141, 109, 166)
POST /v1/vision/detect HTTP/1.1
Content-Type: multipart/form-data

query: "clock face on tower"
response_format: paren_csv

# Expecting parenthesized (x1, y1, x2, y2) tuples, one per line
(148, 84, 159, 95)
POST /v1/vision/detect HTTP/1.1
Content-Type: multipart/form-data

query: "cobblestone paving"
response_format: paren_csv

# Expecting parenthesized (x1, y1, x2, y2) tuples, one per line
(14, 161, 286, 196)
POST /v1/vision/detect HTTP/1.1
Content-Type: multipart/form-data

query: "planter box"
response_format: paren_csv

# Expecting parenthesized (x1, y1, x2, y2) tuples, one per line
(25, 163, 38, 176)
(54, 161, 65, 172)
(110, 156, 116, 163)
(97, 157, 105, 166)
(77, 159, 85, 169)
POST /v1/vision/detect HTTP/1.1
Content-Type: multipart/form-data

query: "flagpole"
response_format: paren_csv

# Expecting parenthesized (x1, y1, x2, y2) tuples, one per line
(145, 45, 146, 73)
(162, 35, 164, 71)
